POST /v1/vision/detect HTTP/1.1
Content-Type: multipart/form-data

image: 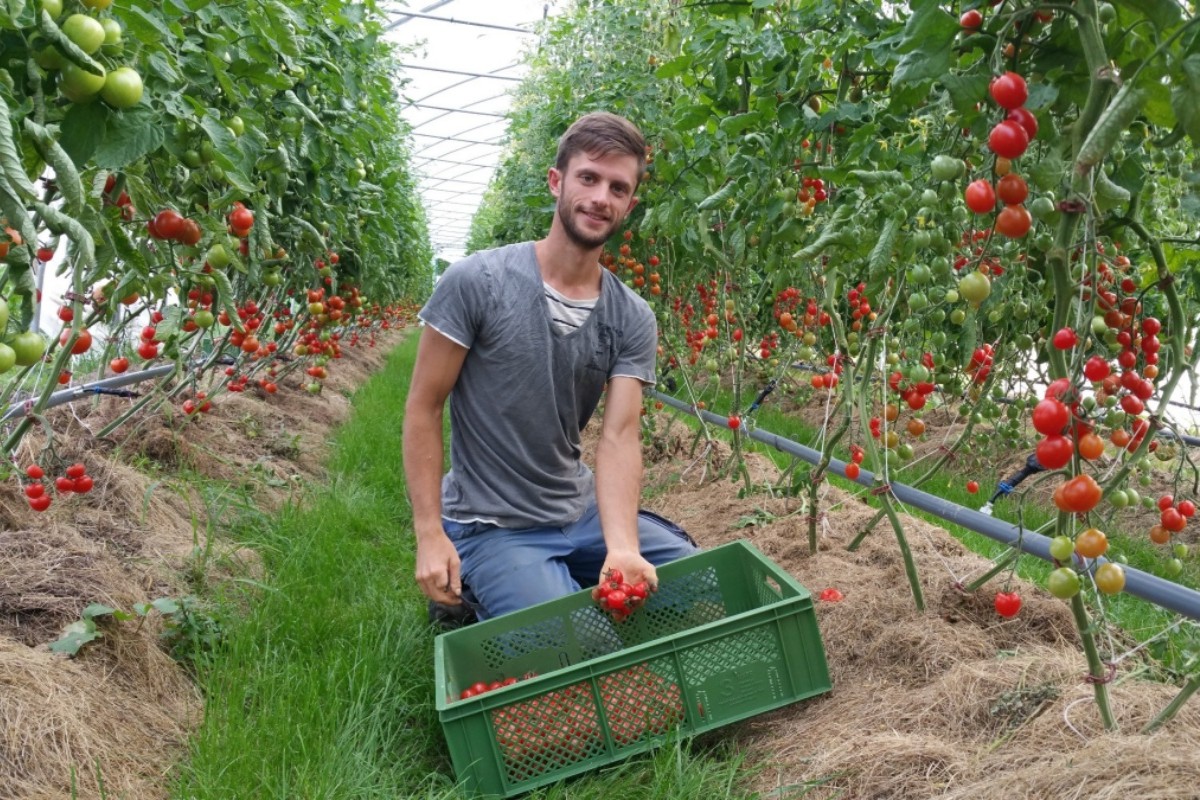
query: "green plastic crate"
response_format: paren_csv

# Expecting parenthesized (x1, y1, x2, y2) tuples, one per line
(434, 540, 832, 797)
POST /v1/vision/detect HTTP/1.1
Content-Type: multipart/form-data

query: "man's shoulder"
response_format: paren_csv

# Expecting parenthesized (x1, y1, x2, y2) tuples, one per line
(602, 269, 655, 321)
(447, 242, 534, 274)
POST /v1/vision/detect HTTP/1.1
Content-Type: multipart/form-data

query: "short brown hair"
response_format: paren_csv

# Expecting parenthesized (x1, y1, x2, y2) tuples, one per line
(554, 112, 646, 181)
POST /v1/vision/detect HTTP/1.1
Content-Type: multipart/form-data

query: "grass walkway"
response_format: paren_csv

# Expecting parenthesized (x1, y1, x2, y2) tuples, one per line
(172, 334, 754, 799)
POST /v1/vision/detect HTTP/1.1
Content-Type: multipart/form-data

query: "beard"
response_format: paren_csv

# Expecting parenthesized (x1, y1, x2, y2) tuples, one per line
(557, 200, 619, 250)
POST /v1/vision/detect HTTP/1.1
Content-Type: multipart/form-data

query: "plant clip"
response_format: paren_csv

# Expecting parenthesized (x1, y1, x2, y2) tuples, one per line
(870, 483, 892, 497)
(804, 512, 827, 526)
(865, 325, 889, 339)
(1083, 661, 1117, 685)
(63, 290, 90, 305)
(936, 444, 958, 461)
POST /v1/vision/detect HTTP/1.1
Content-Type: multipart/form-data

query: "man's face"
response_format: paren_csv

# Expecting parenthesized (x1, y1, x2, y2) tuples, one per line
(549, 151, 640, 249)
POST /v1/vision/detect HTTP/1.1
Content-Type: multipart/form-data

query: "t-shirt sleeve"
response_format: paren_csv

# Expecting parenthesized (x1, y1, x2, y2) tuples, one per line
(611, 298, 658, 386)
(418, 257, 488, 349)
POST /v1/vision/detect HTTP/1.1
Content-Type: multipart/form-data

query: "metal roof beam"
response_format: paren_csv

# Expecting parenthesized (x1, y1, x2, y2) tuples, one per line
(399, 63, 522, 81)
(385, 11, 535, 34)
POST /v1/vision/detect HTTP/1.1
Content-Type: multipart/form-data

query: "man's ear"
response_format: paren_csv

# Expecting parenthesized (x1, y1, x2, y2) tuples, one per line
(547, 166, 562, 198)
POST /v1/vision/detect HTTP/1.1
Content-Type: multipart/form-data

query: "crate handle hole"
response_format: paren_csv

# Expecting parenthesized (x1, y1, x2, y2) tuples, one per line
(764, 575, 782, 597)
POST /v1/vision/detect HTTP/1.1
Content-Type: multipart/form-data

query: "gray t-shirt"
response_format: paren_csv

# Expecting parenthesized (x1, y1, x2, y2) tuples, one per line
(418, 241, 657, 529)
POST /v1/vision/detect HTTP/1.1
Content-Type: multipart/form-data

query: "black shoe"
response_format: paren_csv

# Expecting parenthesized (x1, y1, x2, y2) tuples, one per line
(428, 599, 478, 631)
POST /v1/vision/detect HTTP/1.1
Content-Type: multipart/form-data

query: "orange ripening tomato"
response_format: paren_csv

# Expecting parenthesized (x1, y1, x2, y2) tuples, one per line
(1054, 474, 1103, 514)
(1076, 432, 1105, 461)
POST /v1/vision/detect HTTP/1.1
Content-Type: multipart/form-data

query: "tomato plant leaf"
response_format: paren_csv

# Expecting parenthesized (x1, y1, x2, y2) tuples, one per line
(1114, 0, 1183, 30)
(49, 619, 102, 656)
(57, 102, 108, 167)
(122, 4, 174, 40)
(892, 0, 958, 87)
(208, 267, 241, 330)
(93, 107, 166, 170)
(1171, 54, 1200, 147)
(941, 73, 989, 115)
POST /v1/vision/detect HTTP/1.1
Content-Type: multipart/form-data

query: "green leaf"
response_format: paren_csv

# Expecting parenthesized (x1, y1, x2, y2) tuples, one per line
(151, 597, 181, 615)
(655, 55, 693, 80)
(49, 619, 102, 656)
(941, 73, 989, 114)
(82, 603, 117, 619)
(123, 4, 174, 39)
(1171, 54, 1200, 146)
(1114, 0, 1183, 30)
(892, 2, 958, 87)
(719, 111, 763, 137)
(93, 107, 166, 170)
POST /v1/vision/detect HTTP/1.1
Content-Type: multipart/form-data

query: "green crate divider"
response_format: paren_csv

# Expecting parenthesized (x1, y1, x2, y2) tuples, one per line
(434, 539, 831, 798)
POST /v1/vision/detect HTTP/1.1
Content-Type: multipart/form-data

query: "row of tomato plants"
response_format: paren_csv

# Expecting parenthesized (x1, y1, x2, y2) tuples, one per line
(0, 0, 432, 484)
(474, 0, 1200, 730)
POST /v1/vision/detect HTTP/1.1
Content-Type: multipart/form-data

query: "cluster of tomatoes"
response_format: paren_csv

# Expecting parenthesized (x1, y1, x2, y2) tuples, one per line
(965, 342, 995, 384)
(145, 208, 204, 246)
(21, 462, 94, 512)
(226, 202, 255, 239)
(1030, 391, 1104, 471)
(591, 568, 653, 623)
(458, 674, 529, 702)
(843, 445, 865, 480)
(795, 175, 829, 217)
(1151, 494, 1194, 543)
(1045, 527, 1126, 599)
(181, 391, 213, 416)
(227, 300, 277, 358)
(886, 354, 938, 411)
(135, 312, 165, 361)
(963, 71, 1038, 239)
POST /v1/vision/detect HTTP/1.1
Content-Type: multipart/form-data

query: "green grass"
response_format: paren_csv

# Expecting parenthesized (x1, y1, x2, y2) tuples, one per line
(660, 380, 1199, 675)
(173, 335, 760, 799)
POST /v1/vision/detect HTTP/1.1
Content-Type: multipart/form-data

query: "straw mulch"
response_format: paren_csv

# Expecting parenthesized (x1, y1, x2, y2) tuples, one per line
(0, 332, 399, 800)
(638, 426, 1200, 800)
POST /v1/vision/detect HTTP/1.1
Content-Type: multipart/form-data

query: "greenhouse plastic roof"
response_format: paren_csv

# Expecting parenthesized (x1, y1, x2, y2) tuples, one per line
(382, 0, 559, 265)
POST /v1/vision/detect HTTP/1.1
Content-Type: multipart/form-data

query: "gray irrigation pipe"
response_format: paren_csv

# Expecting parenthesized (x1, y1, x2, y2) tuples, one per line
(0, 365, 177, 423)
(651, 390, 1200, 623)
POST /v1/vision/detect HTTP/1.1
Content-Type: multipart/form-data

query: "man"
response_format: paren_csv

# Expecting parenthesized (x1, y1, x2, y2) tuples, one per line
(403, 112, 697, 624)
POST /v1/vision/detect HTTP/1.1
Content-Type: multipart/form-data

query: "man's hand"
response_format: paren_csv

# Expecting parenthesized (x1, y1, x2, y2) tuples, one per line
(415, 530, 463, 605)
(599, 549, 658, 593)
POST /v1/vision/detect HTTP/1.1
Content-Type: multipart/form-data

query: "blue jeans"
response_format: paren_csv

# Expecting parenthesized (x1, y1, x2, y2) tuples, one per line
(444, 504, 698, 620)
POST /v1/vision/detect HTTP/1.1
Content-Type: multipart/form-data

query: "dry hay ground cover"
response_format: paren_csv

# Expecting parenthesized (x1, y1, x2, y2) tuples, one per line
(0, 333, 399, 800)
(632, 424, 1200, 800)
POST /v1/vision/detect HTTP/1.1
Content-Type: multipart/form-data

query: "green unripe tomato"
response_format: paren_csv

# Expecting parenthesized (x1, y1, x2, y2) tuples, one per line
(10, 331, 47, 366)
(193, 309, 215, 328)
(58, 62, 106, 102)
(102, 18, 122, 45)
(1173, 543, 1189, 559)
(931, 155, 965, 182)
(1166, 558, 1184, 578)
(950, 308, 967, 325)
(82, 0, 113, 8)
(0, 297, 7, 332)
(0, 343, 15, 374)
(34, 44, 66, 70)
(205, 243, 232, 270)
(101, 67, 143, 109)
(227, 115, 245, 136)
(1048, 536, 1075, 562)
(182, 149, 202, 168)
(1046, 567, 1082, 599)
(62, 14, 105, 54)
(40, 0, 63, 18)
